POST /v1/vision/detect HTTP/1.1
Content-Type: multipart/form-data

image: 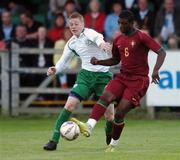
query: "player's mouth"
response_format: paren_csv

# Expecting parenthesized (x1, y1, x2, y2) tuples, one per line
(72, 30, 77, 33)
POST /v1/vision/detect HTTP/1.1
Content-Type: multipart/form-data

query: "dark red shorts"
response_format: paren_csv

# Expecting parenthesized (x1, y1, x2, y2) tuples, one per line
(105, 73, 149, 107)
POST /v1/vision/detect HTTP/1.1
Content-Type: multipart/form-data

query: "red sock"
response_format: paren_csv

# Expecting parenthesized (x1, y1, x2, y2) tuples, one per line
(90, 103, 106, 121)
(112, 122, 125, 140)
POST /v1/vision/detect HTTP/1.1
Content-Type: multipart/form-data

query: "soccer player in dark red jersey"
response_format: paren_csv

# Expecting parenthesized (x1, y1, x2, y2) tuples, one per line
(71, 10, 166, 152)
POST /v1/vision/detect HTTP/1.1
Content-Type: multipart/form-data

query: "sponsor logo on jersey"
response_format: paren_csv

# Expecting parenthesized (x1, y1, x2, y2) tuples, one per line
(131, 41, 136, 47)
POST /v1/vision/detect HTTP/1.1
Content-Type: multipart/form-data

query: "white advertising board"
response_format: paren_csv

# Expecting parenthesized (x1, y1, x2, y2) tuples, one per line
(147, 50, 180, 106)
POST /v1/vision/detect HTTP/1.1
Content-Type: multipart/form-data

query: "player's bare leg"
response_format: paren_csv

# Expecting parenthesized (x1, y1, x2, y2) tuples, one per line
(44, 96, 80, 151)
(104, 104, 114, 145)
(106, 99, 133, 152)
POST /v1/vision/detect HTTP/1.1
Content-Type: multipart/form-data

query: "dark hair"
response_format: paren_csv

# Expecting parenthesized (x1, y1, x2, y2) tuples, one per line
(119, 10, 134, 23)
(55, 13, 65, 26)
(15, 24, 27, 31)
(21, 10, 33, 19)
(65, 0, 75, 6)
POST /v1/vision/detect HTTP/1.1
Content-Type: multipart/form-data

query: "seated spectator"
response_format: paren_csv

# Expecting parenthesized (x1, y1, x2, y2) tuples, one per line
(154, 0, 180, 48)
(121, 0, 138, 11)
(34, 27, 54, 68)
(63, 0, 77, 26)
(8, 1, 26, 16)
(0, 39, 6, 49)
(49, 0, 79, 15)
(0, 10, 16, 47)
(11, 24, 35, 66)
(20, 11, 43, 39)
(32, 27, 54, 93)
(84, 0, 106, 34)
(11, 24, 36, 87)
(47, 13, 65, 42)
(53, 27, 79, 88)
(134, 0, 155, 36)
(104, 1, 122, 41)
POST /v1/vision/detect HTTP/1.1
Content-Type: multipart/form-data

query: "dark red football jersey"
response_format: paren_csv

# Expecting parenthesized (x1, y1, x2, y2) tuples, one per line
(112, 30, 161, 76)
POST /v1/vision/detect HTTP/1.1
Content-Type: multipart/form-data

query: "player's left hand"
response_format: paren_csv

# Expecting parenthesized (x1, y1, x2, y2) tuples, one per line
(90, 57, 98, 65)
(151, 70, 160, 84)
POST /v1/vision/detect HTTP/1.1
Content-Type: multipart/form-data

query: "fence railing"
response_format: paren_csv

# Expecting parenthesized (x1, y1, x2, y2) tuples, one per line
(0, 45, 122, 116)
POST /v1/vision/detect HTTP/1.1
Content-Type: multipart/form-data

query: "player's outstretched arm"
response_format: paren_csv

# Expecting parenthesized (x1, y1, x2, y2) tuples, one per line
(90, 56, 120, 66)
(151, 49, 166, 84)
(91, 42, 120, 66)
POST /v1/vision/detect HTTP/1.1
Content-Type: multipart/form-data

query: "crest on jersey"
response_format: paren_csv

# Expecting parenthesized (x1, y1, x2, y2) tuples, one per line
(85, 39, 94, 46)
(131, 41, 136, 47)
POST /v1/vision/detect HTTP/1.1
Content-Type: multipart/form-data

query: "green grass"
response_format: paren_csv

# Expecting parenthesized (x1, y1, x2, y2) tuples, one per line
(0, 116, 180, 160)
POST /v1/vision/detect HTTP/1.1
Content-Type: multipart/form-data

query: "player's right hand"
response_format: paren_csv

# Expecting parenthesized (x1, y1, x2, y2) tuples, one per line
(47, 66, 56, 76)
(151, 70, 160, 84)
(90, 57, 98, 65)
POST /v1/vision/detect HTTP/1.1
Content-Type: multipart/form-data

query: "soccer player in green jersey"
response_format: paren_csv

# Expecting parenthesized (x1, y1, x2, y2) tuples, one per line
(43, 12, 114, 151)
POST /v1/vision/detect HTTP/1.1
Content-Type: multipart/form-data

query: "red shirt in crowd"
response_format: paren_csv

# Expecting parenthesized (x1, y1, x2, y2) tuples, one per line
(47, 27, 64, 42)
(84, 12, 106, 34)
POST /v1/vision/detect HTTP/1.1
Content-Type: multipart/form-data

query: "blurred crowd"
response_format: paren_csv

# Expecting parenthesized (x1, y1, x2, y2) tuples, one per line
(0, 0, 180, 89)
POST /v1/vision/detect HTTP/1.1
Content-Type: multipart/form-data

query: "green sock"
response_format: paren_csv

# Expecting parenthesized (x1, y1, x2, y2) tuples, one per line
(51, 108, 71, 142)
(105, 120, 113, 135)
(114, 117, 124, 124)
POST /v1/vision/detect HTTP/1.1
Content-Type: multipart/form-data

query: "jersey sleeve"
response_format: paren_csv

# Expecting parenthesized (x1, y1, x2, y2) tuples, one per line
(84, 28, 105, 46)
(140, 31, 162, 54)
(55, 41, 74, 74)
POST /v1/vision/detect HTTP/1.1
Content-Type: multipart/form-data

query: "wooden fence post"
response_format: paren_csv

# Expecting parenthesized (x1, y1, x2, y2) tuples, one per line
(1, 50, 10, 115)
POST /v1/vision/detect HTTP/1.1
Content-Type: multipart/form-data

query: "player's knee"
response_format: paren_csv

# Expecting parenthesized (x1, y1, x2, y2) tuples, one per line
(104, 111, 114, 121)
(64, 105, 76, 112)
(98, 93, 113, 108)
(102, 92, 115, 101)
(64, 101, 79, 112)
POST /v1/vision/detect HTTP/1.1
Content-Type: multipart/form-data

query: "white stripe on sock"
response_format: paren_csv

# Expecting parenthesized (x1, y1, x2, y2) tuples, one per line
(87, 118, 97, 129)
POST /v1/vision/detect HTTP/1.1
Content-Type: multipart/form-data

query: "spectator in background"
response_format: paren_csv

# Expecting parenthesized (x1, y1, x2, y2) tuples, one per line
(20, 11, 42, 40)
(35, 27, 54, 68)
(63, 0, 77, 26)
(48, 0, 79, 27)
(0, 0, 9, 14)
(11, 24, 35, 87)
(0, 11, 16, 47)
(84, 0, 106, 34)
(0, 39, 6, 49)
(49, 0, 67, 14)
(133, 0, 155, 36)
(8, 0, 26, 17)
(47, 13, 65, 42)
(104, 1, 122, 41)
(121, 0, 138, 11)
(32, 27, 54, 91)
(154, 0, 180, 48)
(11, 24, 35, 66)
(49, 0, 79, 14)
(53, 27, 79, 88)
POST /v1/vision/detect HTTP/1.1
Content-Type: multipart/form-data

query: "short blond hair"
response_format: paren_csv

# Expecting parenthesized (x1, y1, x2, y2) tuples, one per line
(69, 12, 84, 22)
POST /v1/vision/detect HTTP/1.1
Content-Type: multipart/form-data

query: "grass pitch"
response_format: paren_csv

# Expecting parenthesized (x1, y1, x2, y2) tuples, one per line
(0, 116, 180, 160)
